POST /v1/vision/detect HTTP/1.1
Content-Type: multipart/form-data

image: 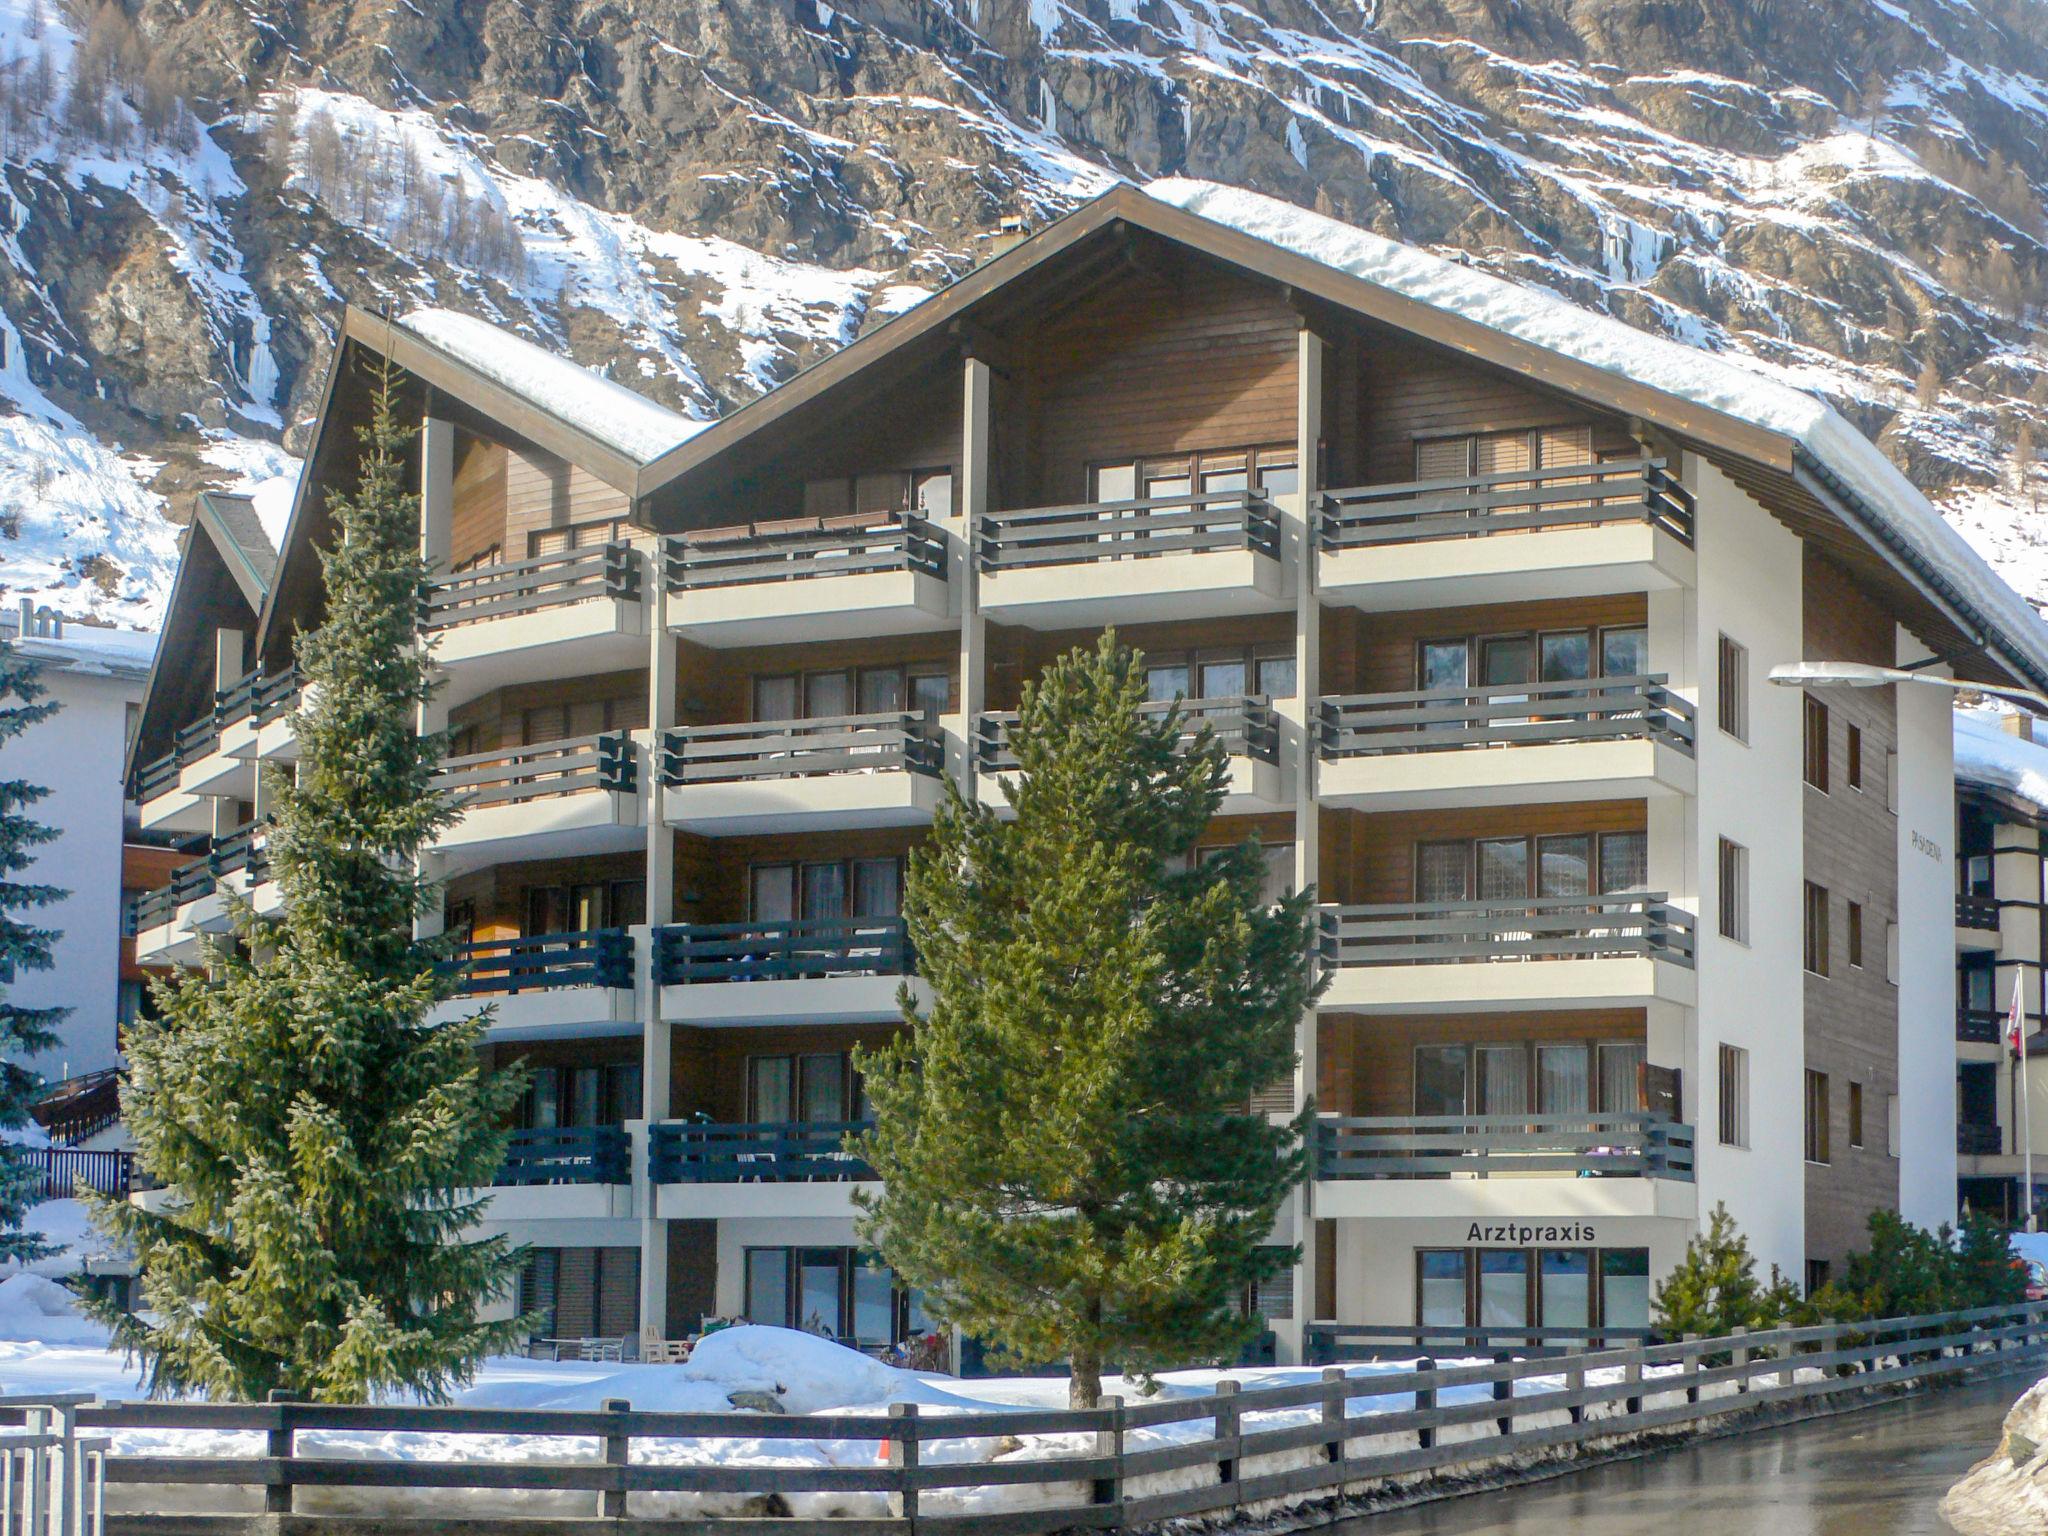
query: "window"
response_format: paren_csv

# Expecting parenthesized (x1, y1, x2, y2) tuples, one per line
(1847, 724, 1863, 790)
(1805, 1070, 1831, 1164)
(1803, 694, 1830, 791)
(752, 666, 950, 722)
(1717, 839, 1748, 943)
(1717, 635, 1748, 741)
(1805, 1259, 1831, 1296)
(1415, 626, 1645, 695)
(742, 1248, 930, 1347)
(1132, 643, 1297, 703)
(1091, 445, 1297, 505)
(1416, 1246, 1650, 1329)
(749, 856, 905, 922)
(1416, 831, 1646, 903)
(1414, 1039, 1645, 1116)
(1803, 882, 1830, 976)
(1847, 902, 1863, 968)
(1718, 1044, 1749, 1148)
(803, 468, 954, 519)
(1849, 1081, 1865, 1148)
(1887, 1094, 1900, 1157)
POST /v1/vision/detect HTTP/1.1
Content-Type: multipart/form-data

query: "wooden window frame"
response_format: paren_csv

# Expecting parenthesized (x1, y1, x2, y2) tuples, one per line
(1717, 634, 1748, 741)
(1717, 838, 1749, 944)
(1413, 830, 1648, 903)
(1804, 881, 1830, 977)
(1803, 694, 1830, 792)
(1847, 901, 1864, 968)
(1414, 1243, 1651, 1329)
(1847, 723, 1863, 791)
(1805, 1069, 1831, 1165)
(1849, 1081, 1865, 1149)
(1718, 1044, 1749, 1149)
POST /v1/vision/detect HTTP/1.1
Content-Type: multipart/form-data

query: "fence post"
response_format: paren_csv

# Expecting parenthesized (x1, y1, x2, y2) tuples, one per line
(22, 1406, 44, 1536)
(1777, 1333, 1796, 1390)
(888, 1401, 919, 1529)
(265, 1389, 294, 1516)
(1683, 1333, 1701, 1406)
(1214, 1379, 1241, 1500)
(1731, 1326, 1749, 1394)
(1093, 1394, 1123, 1516)
(1415, 1356, 1437, 1451)
(1564, 1345, 1585, 1426)
(601, 1398, 630, 1519)
(1492, 1367, 1513, 1438)
(1624, 1354, 1643, 1417)
(1320, 1366, 1347, 1477)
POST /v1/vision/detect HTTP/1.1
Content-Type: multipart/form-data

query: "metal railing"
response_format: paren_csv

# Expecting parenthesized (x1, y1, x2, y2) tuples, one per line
(19, 1147, 135, 1203)
(1319, 456, 1695, 550)
(665, 514, 946, 589)
(1316, 1113, 1695, 1181)
(659, 711, 942, 785)
(1958, 1008, 2006, 1045)
(440, 930, 634, 995)
(494, 1125, 629, 1187)
(654, 918, 912, 985)
(1319, 894, 1697, 968)
(422, 542, 641, 631)
(1959, 1123, 2003, 1156)
(1320, 676, 1694, 758)
(648, 1120, 875, 1184)
(433, 732, 637, 808)
(1957, 892, 2001, 929)
(978, 489, 1281, 572)
(976, 694, 1279, 775)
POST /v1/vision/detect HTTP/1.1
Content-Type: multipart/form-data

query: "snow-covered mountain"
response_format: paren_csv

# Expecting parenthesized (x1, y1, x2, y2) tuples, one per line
(4, 0, 2048, 630)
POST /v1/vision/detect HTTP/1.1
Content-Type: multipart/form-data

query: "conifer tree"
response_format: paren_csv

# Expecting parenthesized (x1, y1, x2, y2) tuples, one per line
(854, 633, 1324, 1407)
(0, 634, 62, 1262)
(1652, 1202, 1786, 1336)
(87, 359, 529, 1403)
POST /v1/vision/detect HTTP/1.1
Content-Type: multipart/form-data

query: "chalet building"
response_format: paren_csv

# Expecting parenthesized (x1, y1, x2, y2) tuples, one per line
(127, 181, 2046, 1362)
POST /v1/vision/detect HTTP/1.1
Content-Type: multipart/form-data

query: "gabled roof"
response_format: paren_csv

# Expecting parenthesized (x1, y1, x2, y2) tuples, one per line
(193, 492, 278, 613)
(635, 180, 2048, 694)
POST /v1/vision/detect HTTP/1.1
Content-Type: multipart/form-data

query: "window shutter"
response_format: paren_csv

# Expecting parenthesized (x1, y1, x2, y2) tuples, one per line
(1250, 1075, 1295, 1115)
(1414, 436, 1472, 482)
(557, 1249, 598, 1339)
(597, 1247, 641, 1339)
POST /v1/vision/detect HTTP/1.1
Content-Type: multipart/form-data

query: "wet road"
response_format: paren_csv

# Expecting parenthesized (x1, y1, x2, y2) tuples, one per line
(1339, 1371, 2035, 1536)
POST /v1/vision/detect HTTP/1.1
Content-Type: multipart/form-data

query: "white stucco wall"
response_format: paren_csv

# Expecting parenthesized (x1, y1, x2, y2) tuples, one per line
(1893, 638, 1958, 1229)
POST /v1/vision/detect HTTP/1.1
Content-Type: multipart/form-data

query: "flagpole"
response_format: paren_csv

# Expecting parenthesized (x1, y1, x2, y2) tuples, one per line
(2028, 968, 2038, 1233)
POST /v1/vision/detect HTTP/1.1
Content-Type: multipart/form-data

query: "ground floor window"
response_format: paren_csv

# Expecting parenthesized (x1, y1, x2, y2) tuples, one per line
(1416, 1247, 1650, 1330)
(519, 1246, 640, 1343)
(743, 1247, 932, 1351)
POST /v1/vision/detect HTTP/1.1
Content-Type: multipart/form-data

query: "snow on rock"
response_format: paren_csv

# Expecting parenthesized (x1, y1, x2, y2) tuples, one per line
(0, 1274, 108, 1348)
(1942, 1373, 2048, 1536)
(397, 309, 704, 465)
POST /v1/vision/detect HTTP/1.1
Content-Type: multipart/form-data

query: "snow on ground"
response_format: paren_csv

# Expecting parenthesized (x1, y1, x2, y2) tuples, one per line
(1942, 1371, 2048, 1535)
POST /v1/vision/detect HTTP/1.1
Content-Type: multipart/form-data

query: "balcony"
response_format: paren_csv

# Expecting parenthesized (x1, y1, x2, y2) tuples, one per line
(1958, 1008, 2005, 1046)
(1314, 1114, 1695, 1221)
(656, 917, 922, 1025)
(1957, 892, 2001, 952)
(431, 928, 639, 1041)
(649, 1119, 875, 1219)
(133, 720, 220, 834)
(1317, 894, 1697, 1014)
(130, 855, 216, 965)
(976, 490, 1287, 628)
(494, 1126, 631, 1187)
(1316, 458, 1695, 612)
(658, 712, 944, 835)
(975, 696, 1285, 813)
(1316, 676, 1695, 811)
(433, 732, 641, 870)
(1959, 1124, 2004, 1157)
(189, 821, 281, 931)
(423, 543, 647, 709)
(665, 515, 951, 647)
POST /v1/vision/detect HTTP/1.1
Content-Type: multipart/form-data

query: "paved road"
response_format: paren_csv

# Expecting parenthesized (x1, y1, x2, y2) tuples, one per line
(1339, 1371, 2034, 1536)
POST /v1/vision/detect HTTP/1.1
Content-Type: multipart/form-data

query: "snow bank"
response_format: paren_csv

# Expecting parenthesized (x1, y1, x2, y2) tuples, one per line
(1957, 709, 2048, 816)
(1942, 1373, 2048, 1535)
(1144, 178, 2048, 684)
(0, 1199, 128, 1283)
(0, 1275, 107, 1348)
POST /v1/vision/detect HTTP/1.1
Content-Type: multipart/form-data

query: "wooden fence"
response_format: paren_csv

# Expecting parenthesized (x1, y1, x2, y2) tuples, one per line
(39, 1302, 2048, 1535)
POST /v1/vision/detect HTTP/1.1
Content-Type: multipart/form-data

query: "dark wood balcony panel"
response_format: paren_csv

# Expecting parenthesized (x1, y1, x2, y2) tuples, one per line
(665, 515, 945, 590)
(648, 1119, 875, 1184)
(495, 1125, 629, 1186)
(1318, 457, 1694, 550)
(658, 712, 941, 785)
(422, 542, 641, 632)
(977, 490, 1280, 573)
(1958, 1008, 2006, 1045)
(655, 918, 911, 985)
(1957, 892, 2001, 930)
(1320, 675, 1694, 758)
(1317, 1112, 1695, 1180)
(443, 929, 635, 996)
(976, 695, 1279, 774)
(434, 732, 638, 807)
(1319, 894, 1697, 969)
(1958, 1123, 2004, 1156)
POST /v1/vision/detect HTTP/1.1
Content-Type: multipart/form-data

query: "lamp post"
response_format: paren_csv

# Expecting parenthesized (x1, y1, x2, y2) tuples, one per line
(1770, 660, 2048, 1231)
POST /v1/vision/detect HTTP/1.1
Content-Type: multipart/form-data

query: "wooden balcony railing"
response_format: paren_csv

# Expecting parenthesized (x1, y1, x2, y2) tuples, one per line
(433, 732, 638, 808)
(1957, 892, 2001, 929)
(658, 711, 942, 785)
(665, 514, 946, 590)
(21, 1146, 136, 1203)
(1959, 1123, 2004, 1156)
(648, 1120, 875, 1184)
(209, 820, 269, 884)
(133, 664, 300, 803)
(1318, 894, 1697, 968)
(441, 929, 635, 996)
(1318, 456, 1695, 551)
(1958, 1008, 2006, 1045)
(1319, 676, 1695, 758)
(494, 1125, 630, 1187)
(977, 490, 1281, 573)
(654, 918, 911, 985)
(422, 542, 641, 631)
(975, 695, 1280, 775)
(1316, 1112, 1695, 1181)
(134, 848, 220, 932)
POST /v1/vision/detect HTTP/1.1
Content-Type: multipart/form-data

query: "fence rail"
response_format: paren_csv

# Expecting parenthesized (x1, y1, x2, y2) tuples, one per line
(494, 1126, 629, 1187)
(648, 1119, 875, 1183)
(423, 542, 641, 630)
(666, 515, 946, 589)
(433, 733, 637, 808)
(978, 490, 1281, 572)
(1319, 456, 1695, 550)
(1319, 675, 1695, 758)
(1316, 1113, 1695, 1181)
(50, 1301, 2048, 1535)
(654, 918, 912, 985)
(659, 712, 942, 785)
(440, 929, 634, 995)
(1306, 1322, 1655, 1363)
(1319, 894, 1697, 968)
(976, 696, 1278, 776)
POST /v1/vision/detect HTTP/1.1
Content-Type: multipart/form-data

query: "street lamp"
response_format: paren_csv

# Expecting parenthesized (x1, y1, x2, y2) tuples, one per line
(1772, 658, 2047, 1231)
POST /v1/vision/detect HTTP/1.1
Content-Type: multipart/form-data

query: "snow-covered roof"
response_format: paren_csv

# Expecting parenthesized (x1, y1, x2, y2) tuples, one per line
(2, 611, 157, 679)
(1144, 178, 2048, 688)
(1956, 708, 2048, 817)
(395, 309, 706, 465)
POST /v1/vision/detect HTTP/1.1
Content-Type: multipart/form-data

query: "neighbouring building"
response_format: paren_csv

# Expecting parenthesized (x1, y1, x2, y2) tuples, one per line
(3, 600, 156, 1082)
(127, 182, 2039, 1363)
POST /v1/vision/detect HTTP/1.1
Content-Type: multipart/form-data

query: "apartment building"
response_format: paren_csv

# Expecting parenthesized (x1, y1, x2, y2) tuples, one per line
(127, 181, 2036, 1362)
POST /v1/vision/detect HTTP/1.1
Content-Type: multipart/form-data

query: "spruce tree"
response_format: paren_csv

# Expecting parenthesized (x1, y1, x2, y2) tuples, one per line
(87, 360, 530, 1403)
(1652, 1202, 1786, 1336)
(0, 635, 62, 1262)
(854, 633, 1323, 1407)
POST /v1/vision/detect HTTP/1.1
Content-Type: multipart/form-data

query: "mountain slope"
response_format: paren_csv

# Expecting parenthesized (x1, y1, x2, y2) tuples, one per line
(3, 0, 2048, 629)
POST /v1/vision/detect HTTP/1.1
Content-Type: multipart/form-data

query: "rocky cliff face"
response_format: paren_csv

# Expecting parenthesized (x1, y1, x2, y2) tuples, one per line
(4, 0, 2048, 627)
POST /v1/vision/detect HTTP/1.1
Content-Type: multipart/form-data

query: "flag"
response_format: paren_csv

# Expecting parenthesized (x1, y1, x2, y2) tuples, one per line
(2010, 982, 2028, 1058)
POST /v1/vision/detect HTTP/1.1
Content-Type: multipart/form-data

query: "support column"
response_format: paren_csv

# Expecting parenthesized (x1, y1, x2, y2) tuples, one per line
(640, 570, 678, 1349)
(211, 628, 244, 842)
(1285, 326, 1326, 1363)
(415, 414, 454, 942)
(958, 356, 993, 796)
